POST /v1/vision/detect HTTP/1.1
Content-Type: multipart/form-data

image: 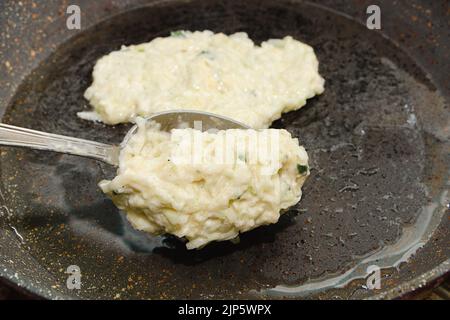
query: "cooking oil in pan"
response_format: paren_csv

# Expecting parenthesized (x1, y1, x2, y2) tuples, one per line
(258, 189, 448, 298)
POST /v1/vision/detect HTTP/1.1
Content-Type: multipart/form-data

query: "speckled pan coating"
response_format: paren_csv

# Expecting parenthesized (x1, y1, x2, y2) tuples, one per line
(0, 0, 448, 299)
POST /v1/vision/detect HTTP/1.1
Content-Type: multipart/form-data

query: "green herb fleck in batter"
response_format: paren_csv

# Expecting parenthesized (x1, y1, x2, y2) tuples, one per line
(297, 164, 308, 175)
(170, 30, 185, 37)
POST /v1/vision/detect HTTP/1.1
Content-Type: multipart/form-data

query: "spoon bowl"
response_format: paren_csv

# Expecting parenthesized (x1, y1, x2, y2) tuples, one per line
(121, 110, 249, 148)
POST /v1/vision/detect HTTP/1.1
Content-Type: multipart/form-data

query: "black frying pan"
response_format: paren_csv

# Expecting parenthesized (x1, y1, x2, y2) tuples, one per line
(0, 0, 448, 299)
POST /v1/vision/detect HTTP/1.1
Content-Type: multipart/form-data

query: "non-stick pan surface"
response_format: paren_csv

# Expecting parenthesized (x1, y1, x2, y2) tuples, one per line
(0, 0, 448, 299)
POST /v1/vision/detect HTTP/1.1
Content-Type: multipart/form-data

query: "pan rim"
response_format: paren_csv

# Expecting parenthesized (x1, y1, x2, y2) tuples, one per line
(0, 259, 449, 300)
(0, 0, 448, 300)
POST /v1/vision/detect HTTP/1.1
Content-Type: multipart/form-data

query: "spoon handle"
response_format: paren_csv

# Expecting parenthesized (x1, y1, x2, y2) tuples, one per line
(0, 123, 119, 165)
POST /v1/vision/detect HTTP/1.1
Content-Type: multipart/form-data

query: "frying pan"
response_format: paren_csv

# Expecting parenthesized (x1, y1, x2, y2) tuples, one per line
(0, 0, 448, 299)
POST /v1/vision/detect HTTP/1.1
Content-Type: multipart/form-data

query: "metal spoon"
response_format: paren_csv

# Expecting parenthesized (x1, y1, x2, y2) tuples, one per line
(0, 110, 249, 166)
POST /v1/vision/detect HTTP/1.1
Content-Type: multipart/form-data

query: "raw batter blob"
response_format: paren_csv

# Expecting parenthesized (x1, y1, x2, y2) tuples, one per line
(99, 119, 310, 249)
(80, 30, 325, 128)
